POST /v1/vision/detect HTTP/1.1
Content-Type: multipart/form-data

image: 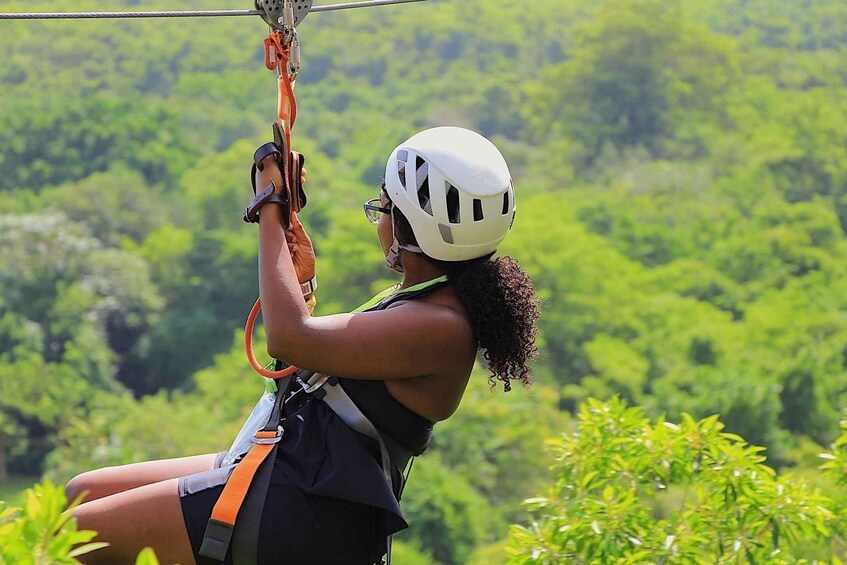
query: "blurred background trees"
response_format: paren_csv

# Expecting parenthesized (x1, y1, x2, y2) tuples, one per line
(1, 0, 846, 561)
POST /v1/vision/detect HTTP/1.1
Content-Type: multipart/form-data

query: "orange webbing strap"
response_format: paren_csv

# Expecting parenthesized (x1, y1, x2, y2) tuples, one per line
(198, 429, 281, 561)
(266, 31, 299, 219)
(264, 31, 298, 155)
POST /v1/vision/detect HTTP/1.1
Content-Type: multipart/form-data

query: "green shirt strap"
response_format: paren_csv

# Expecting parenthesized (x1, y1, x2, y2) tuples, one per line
(353, 275, 449, 313)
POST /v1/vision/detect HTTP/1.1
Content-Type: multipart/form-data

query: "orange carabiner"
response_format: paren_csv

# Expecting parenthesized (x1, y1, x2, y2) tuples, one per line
(245, 298, 298, 379)
(264, 31, 298, 132)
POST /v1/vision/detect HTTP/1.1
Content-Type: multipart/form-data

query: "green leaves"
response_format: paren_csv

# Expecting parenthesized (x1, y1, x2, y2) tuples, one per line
(0, 481, 107, 564)
(508, 399, 841, 564)
(0, 480, 166, 564)
(819, 419, 847, 487)
(133, 548, 161, 565)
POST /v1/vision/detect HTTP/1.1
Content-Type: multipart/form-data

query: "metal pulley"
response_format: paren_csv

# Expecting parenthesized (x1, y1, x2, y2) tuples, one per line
(255, 0, 313, 31)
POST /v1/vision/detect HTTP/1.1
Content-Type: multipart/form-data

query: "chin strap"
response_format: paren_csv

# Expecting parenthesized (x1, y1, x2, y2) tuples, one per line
(385, 221, 423, 273)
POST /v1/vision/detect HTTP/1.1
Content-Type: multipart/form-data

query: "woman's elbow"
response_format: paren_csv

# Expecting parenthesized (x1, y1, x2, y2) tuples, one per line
(265, 326, 307, 362)
(266, 335, 292, 361)
(263, 309, 313, 359)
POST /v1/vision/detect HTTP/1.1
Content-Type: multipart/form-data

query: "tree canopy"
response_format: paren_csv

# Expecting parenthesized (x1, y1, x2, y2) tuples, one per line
(1, 0, 847, 561)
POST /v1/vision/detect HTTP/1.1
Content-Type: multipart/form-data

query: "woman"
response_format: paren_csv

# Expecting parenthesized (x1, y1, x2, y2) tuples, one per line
(66, 126, 539, 564)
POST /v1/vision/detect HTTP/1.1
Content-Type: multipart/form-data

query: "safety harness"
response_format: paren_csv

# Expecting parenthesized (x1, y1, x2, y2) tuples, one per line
(200, 276, 447, 564)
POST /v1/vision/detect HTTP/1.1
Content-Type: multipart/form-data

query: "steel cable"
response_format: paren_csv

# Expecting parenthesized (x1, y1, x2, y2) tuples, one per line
(0, 0, 426, 20)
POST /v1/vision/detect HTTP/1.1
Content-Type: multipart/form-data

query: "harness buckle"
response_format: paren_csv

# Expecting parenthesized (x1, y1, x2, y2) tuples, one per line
(298, 373, 329, 394)
(252, 426, 284, 445)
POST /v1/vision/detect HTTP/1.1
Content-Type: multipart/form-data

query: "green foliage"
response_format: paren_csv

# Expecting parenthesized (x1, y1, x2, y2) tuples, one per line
(820, 418, 847, 488)
(0, 480, 164, 565)
(44, 331, 264, 483)
(525, 0, 739, 165)
(390, 541, 436, 565)
(0, 355, 104, 475)
(0, 480, 106, 564)
(2, 0, 847, 561)
(0, 475, 38, 507)
(507, 398, 841, 564)
(400, 452, 505, 565)
(0, 213, 162, 381)
(820, 417, 847, 541)
(432, 373, 570, 525)
(134, 548, 161, 565)
(0, 95, 196, 192)
(132, 229, 258, 393)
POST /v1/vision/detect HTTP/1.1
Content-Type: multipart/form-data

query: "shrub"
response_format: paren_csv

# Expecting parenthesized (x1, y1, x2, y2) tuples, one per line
(508, 397, 844, 564)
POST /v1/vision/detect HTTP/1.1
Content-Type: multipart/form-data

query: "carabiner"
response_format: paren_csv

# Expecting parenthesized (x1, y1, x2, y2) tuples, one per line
(289, 33, 301, 80)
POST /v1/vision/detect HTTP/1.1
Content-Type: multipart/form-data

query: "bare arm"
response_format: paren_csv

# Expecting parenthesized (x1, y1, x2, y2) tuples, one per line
(258, 204, 474, 380)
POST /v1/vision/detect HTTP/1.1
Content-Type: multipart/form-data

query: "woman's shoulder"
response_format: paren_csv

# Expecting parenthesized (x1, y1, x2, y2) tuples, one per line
(385, 292, 473, 343)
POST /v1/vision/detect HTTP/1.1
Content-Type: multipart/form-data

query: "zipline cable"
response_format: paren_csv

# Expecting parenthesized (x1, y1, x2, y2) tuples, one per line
(0, 0, 427, 20)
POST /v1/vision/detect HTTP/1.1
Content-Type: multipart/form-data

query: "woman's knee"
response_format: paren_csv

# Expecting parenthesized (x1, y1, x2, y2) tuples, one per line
(65, 469, 104, 506)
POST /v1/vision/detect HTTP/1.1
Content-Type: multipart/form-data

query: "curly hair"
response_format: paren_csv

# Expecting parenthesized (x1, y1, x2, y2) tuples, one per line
(391, 205, 540, 391)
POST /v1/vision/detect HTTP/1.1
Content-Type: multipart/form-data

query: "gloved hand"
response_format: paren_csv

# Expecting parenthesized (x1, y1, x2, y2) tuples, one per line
(285, 209, 316, 288)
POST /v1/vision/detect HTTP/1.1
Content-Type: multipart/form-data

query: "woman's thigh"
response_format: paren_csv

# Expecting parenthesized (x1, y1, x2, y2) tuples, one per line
(73, 478, 195, 565)
(66, 453, 220, 504)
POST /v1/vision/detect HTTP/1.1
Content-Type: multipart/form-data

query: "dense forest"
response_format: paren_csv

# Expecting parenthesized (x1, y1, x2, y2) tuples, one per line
(1, 0, 847, 562)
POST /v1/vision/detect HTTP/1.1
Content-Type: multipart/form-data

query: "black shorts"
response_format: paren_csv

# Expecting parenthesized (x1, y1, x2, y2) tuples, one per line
(178, 452, 382, 564)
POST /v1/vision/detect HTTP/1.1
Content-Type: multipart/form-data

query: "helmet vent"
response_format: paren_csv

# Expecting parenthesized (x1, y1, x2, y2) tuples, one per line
(415, 159, 429, 191)
(397, 150, 409, 189)
(473, 199, 484, 221)
(502, 192, 510, 215)
(418, 180, 433, 216)
(438, 223, 454, 244)
(446, 183, 461, 224)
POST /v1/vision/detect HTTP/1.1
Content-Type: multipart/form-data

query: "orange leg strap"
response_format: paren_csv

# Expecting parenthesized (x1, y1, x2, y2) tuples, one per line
(198, 430, 281, 561)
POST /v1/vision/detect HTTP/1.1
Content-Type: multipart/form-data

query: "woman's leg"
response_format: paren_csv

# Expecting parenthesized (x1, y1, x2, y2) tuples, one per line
(72, 478, 195, 565)
(65, 453, 219, 505)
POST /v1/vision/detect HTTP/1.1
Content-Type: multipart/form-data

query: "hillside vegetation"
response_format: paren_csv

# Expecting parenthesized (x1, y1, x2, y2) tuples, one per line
(1, 0, 847, 562)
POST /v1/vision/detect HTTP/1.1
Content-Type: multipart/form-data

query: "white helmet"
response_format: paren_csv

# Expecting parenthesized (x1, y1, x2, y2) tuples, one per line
(384, 127, 516, 262)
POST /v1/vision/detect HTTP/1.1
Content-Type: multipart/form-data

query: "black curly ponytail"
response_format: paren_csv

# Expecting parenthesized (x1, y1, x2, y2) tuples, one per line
(391, 204, 540, 391)
(445, 256, 539, 391)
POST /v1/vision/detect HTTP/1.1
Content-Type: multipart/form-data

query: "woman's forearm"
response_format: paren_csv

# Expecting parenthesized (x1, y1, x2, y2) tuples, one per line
(257, 204, 310, 358)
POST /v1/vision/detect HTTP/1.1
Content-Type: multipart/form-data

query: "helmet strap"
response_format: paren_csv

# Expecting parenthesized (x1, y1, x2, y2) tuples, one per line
(385, 217, 422, 273)
(386, 237, 404, 273)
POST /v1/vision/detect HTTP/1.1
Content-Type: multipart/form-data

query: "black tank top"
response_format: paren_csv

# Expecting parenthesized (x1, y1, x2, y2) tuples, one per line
(339, 281, 445, 457)
(270, 278, 449, 541)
